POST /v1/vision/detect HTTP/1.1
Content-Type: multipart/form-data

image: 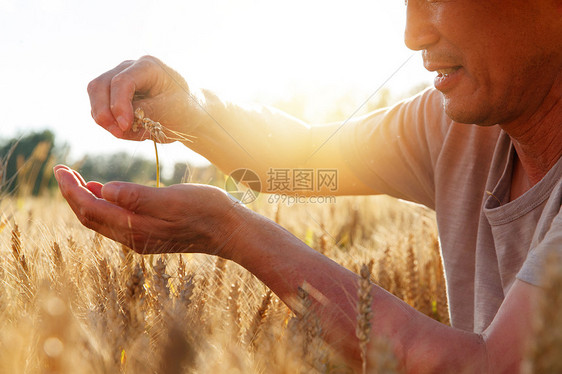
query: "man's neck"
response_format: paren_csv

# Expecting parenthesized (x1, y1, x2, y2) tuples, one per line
(500, 80, 562, 187)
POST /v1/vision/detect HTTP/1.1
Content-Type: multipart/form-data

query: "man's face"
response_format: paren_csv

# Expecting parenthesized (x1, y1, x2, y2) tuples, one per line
(405, 1, 562, 126)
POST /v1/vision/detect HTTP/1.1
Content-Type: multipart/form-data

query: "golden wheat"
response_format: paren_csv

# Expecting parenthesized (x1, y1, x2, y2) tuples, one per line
(522, 252, 562, 374)
(0, 193, 464, 373)
(357, 260, 374, 374)
(132, 107, 194, 188)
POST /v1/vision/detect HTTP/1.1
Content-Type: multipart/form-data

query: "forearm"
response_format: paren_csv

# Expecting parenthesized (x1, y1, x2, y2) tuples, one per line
(226, 205, 488, 372)
(185, 88, 374, 195)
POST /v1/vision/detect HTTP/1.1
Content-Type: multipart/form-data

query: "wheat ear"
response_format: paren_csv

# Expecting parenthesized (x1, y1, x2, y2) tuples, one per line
(246, 290, 273, 347)
(523, 252, 562, 373)
(357, 260, 374, 374)
(133, 107, 164, 187)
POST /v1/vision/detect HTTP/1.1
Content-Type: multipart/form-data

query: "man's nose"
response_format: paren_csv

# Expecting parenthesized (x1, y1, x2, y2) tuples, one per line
(404, 1, 439, 51)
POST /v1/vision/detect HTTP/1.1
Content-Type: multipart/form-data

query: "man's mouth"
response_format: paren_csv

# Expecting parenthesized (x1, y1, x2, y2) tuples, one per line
(432, 66, 463, 92)
(435, 66, 462, 77)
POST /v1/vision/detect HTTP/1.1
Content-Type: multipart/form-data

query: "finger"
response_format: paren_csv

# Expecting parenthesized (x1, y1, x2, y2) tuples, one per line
(54, 167, 148, 247)
(53, 164, 69, 175)
(55, 165, 98, 194)
(54, 164, 85, 187)
(88, 60, 134, 132)
(101, 181, 173, 215)
(110, 56, 164, 132)
(71, 169, 88, 187)
(86, 181, 104, 198)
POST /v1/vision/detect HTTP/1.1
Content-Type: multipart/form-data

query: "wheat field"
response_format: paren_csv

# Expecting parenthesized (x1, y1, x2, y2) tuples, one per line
(0, 193, 558, 373)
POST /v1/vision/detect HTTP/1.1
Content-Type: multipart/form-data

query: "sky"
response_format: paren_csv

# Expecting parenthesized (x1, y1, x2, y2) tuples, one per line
(0, 0, 433, 173)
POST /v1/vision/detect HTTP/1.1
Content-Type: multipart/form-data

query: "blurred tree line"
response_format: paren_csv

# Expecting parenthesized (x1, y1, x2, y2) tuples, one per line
(0, 130, 221, 197)
(0, 130, 58, 196)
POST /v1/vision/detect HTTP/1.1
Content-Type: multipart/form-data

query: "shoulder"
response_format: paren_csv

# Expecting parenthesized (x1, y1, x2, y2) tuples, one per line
(516, 164, 562, 287)
(382, 88, 453, 142)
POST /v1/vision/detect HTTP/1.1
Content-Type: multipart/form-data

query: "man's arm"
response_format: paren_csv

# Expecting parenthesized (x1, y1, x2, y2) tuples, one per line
(229, 201, 538, 373)
(87, 56, 376, 196)
(54, 165, 539, 373)
(183, 92, 378, 196)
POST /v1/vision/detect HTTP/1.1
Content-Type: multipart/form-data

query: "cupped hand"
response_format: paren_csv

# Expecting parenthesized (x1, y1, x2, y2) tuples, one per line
(87, 55, 200, 143)
(53, 165, 245, 257)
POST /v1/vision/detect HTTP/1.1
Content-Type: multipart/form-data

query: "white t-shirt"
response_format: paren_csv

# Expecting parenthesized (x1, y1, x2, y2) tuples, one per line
(342, 88, 562, 332)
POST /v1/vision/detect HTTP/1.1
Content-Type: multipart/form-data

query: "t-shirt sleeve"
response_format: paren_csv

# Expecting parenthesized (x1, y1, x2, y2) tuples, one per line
(340, 88, 450, 209)
(517, 202, 562, 287)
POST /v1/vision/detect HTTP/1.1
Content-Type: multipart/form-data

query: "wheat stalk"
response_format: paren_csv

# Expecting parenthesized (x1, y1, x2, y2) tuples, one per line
(213, 257, 227, 299)
(246, 289, 273, 347)
(357, 260, 374, 374)
(11, 224, 27, 273)
(151, 256, 171, 310)
(376, 246, 393, 293)
(10, 223, 33, 301)
(523, 253, 562, 373)
(405, 242, 419, 308)
(0, 193, 464, 373)
(132, 107, 194, 188)
(228, 281, 242, 340)
(51, 241, 65, 277)
(133, 108, 163, 187)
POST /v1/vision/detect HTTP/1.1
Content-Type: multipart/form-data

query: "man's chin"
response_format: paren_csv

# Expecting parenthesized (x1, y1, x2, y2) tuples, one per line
(441, 95, 497, 127)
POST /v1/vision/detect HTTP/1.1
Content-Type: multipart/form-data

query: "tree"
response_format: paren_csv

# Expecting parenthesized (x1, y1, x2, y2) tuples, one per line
(0, 130, 56, 196)
(78, 152, 157, 184)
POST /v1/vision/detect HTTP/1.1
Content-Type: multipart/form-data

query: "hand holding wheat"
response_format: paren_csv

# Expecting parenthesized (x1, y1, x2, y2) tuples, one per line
(87, 55, 197, 143)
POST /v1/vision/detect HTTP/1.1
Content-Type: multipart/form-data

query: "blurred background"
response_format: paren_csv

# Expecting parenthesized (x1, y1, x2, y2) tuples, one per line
(0, 0, 433, 195)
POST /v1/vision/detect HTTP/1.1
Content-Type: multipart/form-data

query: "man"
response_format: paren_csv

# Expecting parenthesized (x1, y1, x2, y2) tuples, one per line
(54, 1, 562, 372)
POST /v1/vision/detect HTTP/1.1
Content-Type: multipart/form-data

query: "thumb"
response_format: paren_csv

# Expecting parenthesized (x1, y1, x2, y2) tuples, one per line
(101, 181, 162, 214)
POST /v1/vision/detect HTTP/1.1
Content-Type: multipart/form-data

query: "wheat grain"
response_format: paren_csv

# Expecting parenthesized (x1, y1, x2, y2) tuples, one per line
(133, 108, 164, 187)
(523, 253, 562, 374)
(357, 260, 374, 374)
(227, 281, 242, 340)
(212, 256, 227, 299)
(246, 289, 273, 347)
(0, 194, 455, 373)
(405, 241, 419, 309)
(376, 246, 393, 293)
(11, 223, 28, 274)
(177, 254, 187, 279)
(132, 107, 194, 188)
(51, 241, 64, 275)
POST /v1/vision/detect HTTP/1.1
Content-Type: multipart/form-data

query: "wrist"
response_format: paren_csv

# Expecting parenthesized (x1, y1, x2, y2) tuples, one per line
(183, 87, 214, 135)
(182, 88, 228, 146)
(213, 198, 255, 262)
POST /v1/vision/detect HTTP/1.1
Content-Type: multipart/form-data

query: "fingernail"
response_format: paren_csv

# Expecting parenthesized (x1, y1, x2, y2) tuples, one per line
(102, 183, 120, 202)
(54, 170, 65, 187)
(117, 116, 128, 131)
